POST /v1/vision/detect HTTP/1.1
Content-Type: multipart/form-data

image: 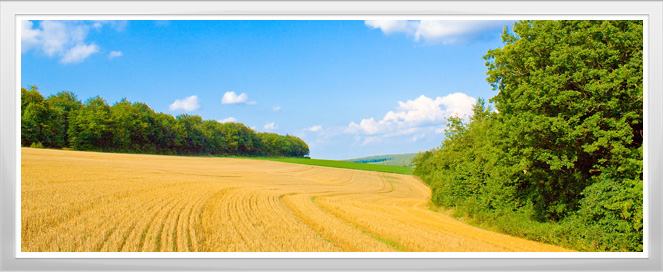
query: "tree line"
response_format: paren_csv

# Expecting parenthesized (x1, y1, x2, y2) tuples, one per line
(414, 20, 643, 251)
(21, 87, 309, 158)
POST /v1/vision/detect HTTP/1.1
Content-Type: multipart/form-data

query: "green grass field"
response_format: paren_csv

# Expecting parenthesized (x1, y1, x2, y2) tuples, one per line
(250, 157, 414, 175)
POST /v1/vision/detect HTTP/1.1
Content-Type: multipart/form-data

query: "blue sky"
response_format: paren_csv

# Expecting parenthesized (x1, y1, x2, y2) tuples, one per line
(21, 20, 513, 160)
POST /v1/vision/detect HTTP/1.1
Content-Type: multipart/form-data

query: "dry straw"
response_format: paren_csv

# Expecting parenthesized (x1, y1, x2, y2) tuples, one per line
(21, 148, 570, 252)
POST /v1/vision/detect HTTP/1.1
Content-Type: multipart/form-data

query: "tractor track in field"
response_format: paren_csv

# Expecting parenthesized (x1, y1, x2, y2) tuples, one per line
(21, 148, 572, 252)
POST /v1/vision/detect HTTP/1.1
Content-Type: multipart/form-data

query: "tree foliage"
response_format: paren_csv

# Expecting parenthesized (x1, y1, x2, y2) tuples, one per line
(21, 87, 309, 158)
(68, 96, 114, 151)
(414, 20, 643, 251)
(21, 86, 63, 148)
(46, 90, 82, 148)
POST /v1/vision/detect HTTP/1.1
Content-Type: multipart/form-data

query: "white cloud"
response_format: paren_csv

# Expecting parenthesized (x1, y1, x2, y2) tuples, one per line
(21, 20, 126, 63)
(92, 20, 128, 32)
(365, 20, 418, 35)
(439, 92, 477, 117)
(21, 21, 41, 53)
(61, 43, 99, 63)
(346, 93, 476, 143)
(366, 20, 506, 44)
(347, 118, 384, 135)
(264, 122, 277, 131)
(169, 95, 200, 111)
(272, 106, 282, 111)
(222, 91, 256, 105)
(108, 51, 123, 59)
(218, 117, 237, 123)
(40, 21, 86, 57)
(305, 125, 323, 132)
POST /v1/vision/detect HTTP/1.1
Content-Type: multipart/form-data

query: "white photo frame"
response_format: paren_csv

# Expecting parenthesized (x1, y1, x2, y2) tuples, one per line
(1, 1, 661, 271)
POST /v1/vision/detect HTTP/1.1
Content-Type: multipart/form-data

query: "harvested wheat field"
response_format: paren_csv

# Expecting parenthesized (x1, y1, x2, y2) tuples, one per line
(21, 148, 571, 252)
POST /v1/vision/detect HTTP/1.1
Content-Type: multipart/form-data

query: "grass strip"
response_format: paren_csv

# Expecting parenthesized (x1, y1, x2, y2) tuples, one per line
(247, 157, 413, 175)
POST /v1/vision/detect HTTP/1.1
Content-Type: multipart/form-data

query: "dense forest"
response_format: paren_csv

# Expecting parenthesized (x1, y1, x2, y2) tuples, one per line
(21, 87, 309, 158)
(414, 20, 643, 251)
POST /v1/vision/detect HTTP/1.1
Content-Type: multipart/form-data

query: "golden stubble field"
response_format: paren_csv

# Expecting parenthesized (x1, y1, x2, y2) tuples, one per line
(21, 148, 571, 252)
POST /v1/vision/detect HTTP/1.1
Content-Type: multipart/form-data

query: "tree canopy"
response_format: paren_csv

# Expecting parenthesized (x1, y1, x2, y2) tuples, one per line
(21, 87, 309, 158)
(414, 20, 643, 251)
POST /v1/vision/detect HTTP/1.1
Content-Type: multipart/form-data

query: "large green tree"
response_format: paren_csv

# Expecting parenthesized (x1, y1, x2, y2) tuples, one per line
(21, 86, 59, 147)
(153, 112, 183, 154)
(110, 99, 157, 153)
(68, 96, 114, 151)
(484, 20, 643, 221)
(46, 91, 82, 148)
(415, 20, 643, 251)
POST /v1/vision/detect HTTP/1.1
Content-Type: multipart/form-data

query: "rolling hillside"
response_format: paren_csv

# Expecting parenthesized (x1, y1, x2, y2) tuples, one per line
(344, 153, 418, 168)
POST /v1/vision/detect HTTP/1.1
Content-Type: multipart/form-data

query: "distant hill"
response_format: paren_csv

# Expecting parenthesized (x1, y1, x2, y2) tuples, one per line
(343, 153, 418, 168)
